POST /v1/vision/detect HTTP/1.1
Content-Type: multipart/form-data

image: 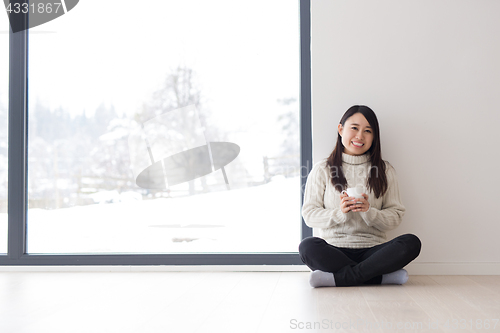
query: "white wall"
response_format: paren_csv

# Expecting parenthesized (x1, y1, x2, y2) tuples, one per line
(311, 0, 500, 274)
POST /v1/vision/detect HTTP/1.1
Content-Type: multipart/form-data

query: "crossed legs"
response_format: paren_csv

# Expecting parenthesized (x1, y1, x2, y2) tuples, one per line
(298, 234, 421, 287)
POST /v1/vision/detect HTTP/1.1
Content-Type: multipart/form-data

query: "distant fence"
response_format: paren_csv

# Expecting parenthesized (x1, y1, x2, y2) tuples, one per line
(263, 154, 300, 183)
(23, 153, 301, 210)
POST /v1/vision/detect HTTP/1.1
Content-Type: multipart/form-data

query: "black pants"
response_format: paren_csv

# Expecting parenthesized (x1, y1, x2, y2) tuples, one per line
(298, 234, 421, 287)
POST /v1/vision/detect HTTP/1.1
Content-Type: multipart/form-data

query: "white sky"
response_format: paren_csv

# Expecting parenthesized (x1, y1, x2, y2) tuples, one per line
(26, 0, 299, 122)
(22, 0, 300, 159)
(0, 11, 8, 109)
(1, 0, 301, 182)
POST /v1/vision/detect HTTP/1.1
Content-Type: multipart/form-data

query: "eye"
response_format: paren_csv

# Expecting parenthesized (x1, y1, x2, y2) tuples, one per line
(365, 130, 372, 133)
(351, 127, 357, 130)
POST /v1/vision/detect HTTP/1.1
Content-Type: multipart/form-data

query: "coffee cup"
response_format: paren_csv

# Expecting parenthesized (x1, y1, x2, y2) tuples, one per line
(341, 185, 365, 204)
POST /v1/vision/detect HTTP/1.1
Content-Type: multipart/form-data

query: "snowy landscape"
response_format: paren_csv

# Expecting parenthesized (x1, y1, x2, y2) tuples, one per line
(0, 177, 302, 254)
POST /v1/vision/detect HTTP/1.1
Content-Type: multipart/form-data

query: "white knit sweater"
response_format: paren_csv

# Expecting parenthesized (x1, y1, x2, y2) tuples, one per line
(301, 153, 406, 248)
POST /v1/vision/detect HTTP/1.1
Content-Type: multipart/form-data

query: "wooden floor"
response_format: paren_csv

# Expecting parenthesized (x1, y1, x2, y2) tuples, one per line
(0, 272, 499, 333)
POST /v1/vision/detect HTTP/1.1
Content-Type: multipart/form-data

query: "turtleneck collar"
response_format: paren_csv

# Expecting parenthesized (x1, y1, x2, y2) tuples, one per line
(341, 152, 370, 165)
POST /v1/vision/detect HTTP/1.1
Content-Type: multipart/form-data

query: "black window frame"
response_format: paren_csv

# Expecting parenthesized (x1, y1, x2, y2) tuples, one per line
(1, 0, 312, 266)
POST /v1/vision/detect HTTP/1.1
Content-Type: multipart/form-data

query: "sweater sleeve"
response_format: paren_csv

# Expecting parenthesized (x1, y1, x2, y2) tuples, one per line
(301, 162, 348, 228)
(359, 162, 406, 231)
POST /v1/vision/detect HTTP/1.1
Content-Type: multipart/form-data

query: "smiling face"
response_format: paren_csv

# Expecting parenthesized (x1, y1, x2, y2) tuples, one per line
(337, 112, 374, 156)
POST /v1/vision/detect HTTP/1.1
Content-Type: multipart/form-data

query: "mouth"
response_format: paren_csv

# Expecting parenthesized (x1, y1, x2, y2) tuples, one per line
(352, 141, 364, 148)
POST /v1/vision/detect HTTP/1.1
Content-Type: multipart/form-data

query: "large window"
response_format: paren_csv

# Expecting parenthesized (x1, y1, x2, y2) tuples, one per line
(0, 9, 8, 254)
(26, 0, 303, 254)
(1, 0, 311, 265)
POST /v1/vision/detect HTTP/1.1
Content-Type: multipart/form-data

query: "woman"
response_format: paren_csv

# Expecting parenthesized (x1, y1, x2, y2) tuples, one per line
(299, 105, 421, 287)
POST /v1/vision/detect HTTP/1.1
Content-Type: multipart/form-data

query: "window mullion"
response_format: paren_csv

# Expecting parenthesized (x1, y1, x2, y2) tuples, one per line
(7, 0, 29, 259)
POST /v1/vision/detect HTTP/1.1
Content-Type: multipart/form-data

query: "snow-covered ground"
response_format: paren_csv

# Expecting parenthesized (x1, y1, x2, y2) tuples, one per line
(0, 177, 302, 254)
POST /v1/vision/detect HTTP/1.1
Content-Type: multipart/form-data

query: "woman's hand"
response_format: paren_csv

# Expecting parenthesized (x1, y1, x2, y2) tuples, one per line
(340, 192, 370, 213)
(351, 193, 370, 212)
(340, 192, 355, 213)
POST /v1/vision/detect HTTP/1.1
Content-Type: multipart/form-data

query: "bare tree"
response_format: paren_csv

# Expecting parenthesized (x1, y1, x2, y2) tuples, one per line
(136, 66, 216, 195)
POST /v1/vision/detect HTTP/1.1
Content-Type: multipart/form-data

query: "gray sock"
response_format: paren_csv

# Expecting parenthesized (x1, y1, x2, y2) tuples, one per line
(381, 269, 409, 285)
(309, 270, 336, 288)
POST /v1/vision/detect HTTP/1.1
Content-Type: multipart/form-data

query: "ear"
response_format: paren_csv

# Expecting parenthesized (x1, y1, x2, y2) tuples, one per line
(337, 123, 343, 137)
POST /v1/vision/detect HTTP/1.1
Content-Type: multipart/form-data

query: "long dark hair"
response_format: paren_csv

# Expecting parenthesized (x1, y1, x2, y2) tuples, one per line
(326, 105, 388, 198)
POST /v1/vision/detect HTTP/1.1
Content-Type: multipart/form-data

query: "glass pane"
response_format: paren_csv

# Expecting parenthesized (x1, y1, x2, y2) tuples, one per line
(27, 0, 300, 254)
(0, 12, 8, 254)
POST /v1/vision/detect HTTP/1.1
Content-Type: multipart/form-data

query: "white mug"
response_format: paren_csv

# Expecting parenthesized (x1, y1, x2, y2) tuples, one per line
(341, 185, 365, 204)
